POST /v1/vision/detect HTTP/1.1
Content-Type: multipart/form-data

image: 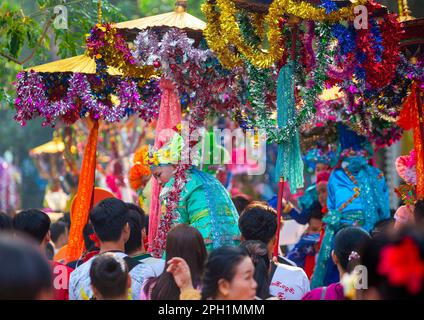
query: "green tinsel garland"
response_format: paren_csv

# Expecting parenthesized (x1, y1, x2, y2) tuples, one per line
(244, 22, 334, 145)
(237, 11, 263, 48)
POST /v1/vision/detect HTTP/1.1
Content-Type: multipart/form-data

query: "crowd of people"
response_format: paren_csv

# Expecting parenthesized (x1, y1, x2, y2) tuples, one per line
(1, 194, 424, 300)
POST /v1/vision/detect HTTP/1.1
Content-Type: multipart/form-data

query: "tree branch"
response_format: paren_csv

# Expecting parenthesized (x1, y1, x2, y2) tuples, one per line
(0, 13, 57, 66)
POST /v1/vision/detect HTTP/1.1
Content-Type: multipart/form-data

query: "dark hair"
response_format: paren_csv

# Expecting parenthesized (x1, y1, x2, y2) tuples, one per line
(89, 198, 129, 242)
(45, 242, 55, 260)
(13, 209, 51, 244)
(308, 203, 324, 223)
(201, 246, 249, 300)
(58, 212, 71, 229)
(371, 218, 395, 238)
(50, 221, 67, 243)
(414, 200, 424, 225)
(308, 210, 322, 222)
(0, 234, 52, 299)
(361, 227, 424, 299)
(232, 194, 251, 215)
(145, 224, 207, 300)
(240, 240, 270, 299)
(0, 212, 13, 231)
(83, 222, 98, 251)
(333, 227, 371, 272)
(144, 215, 149, 236)
(239, 202, 277, 245)
(125, 203, 146, 255)
(90, 252, 129, 299)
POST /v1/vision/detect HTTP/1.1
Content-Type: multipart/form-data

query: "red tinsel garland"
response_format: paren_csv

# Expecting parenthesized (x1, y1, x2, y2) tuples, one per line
(356, 2, 402, 89)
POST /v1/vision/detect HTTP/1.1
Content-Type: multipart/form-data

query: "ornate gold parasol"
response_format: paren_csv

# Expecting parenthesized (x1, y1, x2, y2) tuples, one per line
(25, 54, 122, 75)
(114, 0, 206, 42)
(30, 137, 65, 155)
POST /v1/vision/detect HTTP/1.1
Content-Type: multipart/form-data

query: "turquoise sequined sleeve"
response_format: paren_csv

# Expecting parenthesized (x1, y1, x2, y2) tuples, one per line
(169, 169, 240, 252)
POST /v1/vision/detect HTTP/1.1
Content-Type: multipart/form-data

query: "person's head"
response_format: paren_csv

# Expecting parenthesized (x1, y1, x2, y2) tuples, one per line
(0, 211, 13, 231)
(239, 202, 277, 255)
(90, 252, 131, 300)
(151, 165, 175, 186)
(13, 209, 51, 248)
(45, 242, 55, 261)
(201, 246, 257, 300)
(315, 163, 330, 175)
(83, 222, 98, 252)
(332, 227, 371, 276)
(147, 224, 207, 300)
(89, 198, 130, 247)
(0, 234, 53, 300)
(414, 199, 424, 226)
(308, 207, 323, 233)
(50, 221, 68, 249)
(124, 203, 146, 255)
(359, 227, 424, 300)
(232, 194, 251, 215)
(370, 218, 395, 238)
(316, 182, 328, 208)
(58, 212, 71, 229)
(240, 240, 270, 299)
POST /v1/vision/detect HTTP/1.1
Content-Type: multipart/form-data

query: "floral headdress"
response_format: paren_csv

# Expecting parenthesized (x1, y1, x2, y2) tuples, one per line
(303, 148, 336, 173)
(129, 131, 184, 191)
(336, 123, 374, 163)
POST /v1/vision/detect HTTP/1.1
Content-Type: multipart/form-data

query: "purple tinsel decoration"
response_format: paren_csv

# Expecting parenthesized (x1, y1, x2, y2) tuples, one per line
(14, 71, 48, 126)
(132, 28, 245, 115)
(304, 21, 317, 70)
(14, 70, 161, 126)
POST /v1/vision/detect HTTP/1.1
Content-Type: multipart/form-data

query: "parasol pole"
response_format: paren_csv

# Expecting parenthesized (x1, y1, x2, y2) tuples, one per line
(98, 0, 102, 24)
(274, 178, 285, 258)
(398, 0, 414, 21)
(397, 0, 404, 17)
(175, 0, 188, 13)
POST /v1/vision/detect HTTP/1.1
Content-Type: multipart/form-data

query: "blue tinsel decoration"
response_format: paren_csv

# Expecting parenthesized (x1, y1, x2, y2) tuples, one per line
(320, 0, 338, 14)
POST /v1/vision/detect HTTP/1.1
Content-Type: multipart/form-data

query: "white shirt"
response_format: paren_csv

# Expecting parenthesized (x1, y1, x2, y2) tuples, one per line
(69, 252, 156, 300)
(269, 263, 310, 300)
(132, 253, 165, 277)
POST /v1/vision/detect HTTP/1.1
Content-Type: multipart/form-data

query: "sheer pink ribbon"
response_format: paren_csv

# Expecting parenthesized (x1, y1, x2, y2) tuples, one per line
(148, 78, 182, 253)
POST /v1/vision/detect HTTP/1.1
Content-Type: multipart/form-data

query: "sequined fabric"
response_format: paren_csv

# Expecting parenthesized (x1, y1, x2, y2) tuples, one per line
(161, 168, 240, 252)
(275, 61, 304, 193)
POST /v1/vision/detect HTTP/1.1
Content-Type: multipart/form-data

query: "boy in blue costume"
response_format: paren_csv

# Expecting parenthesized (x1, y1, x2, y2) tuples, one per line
(310, 124, 390, 288)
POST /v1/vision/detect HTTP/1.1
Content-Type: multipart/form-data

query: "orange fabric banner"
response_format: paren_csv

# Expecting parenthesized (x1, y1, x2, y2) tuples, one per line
(398, 82, 424, 199)
(66, 120, 99, 262)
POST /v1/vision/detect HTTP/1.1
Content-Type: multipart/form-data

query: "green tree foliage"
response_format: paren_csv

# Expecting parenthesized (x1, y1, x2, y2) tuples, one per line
(138, 0, 205, 19)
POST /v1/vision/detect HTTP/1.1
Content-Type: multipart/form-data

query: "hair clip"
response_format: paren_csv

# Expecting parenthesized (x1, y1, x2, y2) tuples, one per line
(348, 251, 360, 261)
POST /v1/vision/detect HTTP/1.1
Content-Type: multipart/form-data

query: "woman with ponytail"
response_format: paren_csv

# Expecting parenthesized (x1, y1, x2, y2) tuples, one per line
(302, 226, 371, 300)
(240, 240, 272, 299)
